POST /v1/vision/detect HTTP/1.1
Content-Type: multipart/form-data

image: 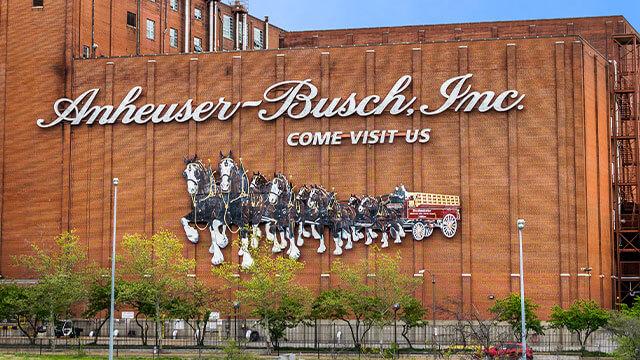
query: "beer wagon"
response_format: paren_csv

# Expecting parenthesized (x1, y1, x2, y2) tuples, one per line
(389, 191, 461, 240)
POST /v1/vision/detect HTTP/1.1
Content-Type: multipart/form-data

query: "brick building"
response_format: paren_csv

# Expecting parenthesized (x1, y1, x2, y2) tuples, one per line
(0, 1, 639, 318)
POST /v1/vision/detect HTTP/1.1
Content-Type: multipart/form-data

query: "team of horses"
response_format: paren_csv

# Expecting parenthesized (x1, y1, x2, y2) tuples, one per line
(181, 152, 408, 268)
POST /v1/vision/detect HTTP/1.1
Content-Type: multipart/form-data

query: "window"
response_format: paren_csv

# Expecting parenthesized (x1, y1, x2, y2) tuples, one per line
(32, 0, 44, 7)
(170, 0, 178, 11)
(253, 28, 264, 49)
(82, 45, 90, 59)
(194, 8, 202, 20)
(223, 15, 233, 39)
(169, 28, 178, 48)
(146, 19, 155, 40)
(126, 12, 137, 28)
(194, 37, 202, 52)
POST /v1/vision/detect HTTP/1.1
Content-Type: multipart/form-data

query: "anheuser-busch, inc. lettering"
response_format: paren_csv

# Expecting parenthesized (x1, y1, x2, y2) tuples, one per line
(36, 74, 525, 129)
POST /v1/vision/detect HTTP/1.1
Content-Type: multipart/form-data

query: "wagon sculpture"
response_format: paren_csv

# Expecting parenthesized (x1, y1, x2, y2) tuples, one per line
(387, 188, 461, 240)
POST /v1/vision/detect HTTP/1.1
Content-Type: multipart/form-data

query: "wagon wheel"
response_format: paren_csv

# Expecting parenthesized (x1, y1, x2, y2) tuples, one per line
(441, 214, 458, 238)
(411, 222, 433, 240)
(412, 222, 426, 241)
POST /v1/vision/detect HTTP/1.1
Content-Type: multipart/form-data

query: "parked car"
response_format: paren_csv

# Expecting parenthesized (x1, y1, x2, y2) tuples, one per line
(484, 342, 533, 360)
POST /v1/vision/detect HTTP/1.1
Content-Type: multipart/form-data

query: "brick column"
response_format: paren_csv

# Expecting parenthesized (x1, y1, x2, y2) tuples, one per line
(458, 45, 472, 313)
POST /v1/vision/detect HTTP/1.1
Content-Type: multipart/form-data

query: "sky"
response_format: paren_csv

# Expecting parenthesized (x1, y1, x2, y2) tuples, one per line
(245, 0, 640, 32)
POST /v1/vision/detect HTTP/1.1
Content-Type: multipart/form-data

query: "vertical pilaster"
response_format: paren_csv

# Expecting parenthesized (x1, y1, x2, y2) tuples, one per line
(411, 48, 423, 192)
(364, 49, 376, 280)
(594, 55, 605, 305)
(507, 43, 520, 294)
(572, 41, 588, 300)
(232, 56, 241, 156)
(321, 52, 331, 187)
(555, 41, 570, 307)
(275, 54, 286, 172)
(564, 41, 578, 303)
(145, 60, 156, 237)
(61, 131, 71, 231)
(458, 45, 472, 313)
(412, 47, 424, 298)
(189, 58, 198, 156)
(103, 62, 115, 267)
(320, 51, 332, 278)
(365, 50, 375, 194)
(346, 33, 354, 46)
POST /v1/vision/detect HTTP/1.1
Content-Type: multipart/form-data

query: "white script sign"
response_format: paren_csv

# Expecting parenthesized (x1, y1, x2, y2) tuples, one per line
(36, 74, 525, 129)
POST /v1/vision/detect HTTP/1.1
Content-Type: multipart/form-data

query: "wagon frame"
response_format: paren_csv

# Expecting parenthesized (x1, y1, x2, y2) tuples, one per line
(394, 192, 461, 240)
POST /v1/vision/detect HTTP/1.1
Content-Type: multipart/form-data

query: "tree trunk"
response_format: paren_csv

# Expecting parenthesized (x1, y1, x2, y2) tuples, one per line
(155, 301, 162, 351)
(48, 313, 56, 350)
(93, 317, 109, 344)
(135, 313, 147, 346)
(16, 317, 36, 345)
(401, 326, 413, 349)
(265, 317, 273, 354)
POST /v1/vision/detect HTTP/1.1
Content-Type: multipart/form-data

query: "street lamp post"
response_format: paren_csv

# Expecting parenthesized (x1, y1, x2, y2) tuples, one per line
(392, 303, 400, 358)
(108, 178, 119, 360)
(233, 301, 240, 343)
(517, 219, 527, 360)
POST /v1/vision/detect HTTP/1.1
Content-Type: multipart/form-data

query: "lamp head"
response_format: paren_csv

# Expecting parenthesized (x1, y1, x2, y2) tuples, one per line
(392, 303, 400, 311)
(517, 219, 525, 230)
(233, 301, 240, 310)
(113, 178, 119, 186)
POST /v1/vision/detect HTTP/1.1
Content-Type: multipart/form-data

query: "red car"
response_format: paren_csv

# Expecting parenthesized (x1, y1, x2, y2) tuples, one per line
(484, 342, 533, 360)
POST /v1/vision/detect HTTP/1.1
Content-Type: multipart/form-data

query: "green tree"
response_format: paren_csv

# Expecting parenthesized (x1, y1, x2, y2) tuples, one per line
(489, 293, 543, 341)
(0, 284, 47, 344)
(311, 250, 421, 351)
(399, 296, 426, 349)
(118, 230, 196, 348)
(166, 278, 222, 347)
(0, 283, 21, 321)
(14, 231, 90, 344)
(213, 244, 310, 353)
(550, 299, 610, 353)
(608, 297, 640, 360)
(83, 268, 121, 344)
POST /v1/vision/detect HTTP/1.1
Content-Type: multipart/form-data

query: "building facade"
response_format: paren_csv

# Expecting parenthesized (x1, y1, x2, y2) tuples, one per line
(1, 1, 639, 318)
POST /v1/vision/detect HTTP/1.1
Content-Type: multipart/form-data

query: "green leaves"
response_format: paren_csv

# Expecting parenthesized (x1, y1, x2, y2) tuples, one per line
(214, 244, 310, 349)
(311, 248, 422, 350)
(550, 299, 609, 344)
(489, 293, 543, 340)
(608, 297, 640, 359)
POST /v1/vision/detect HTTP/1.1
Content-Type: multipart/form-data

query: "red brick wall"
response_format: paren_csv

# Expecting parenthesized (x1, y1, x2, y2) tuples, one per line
(0, 0, 69, 278)
(282, 16, 638, 62)
(73, 0, 285, 57)
(35, 36, 610, 318)
(0, 2, 620, 318)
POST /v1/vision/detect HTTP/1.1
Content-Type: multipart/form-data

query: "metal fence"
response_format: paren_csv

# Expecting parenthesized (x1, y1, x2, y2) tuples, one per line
(0, 319, 618, 354)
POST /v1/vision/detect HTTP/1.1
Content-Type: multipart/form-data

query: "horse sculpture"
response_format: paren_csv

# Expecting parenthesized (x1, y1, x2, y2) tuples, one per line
(180, 155, 229, 266)
(181, 152, 458, 267)
(263, 173, 300, 260)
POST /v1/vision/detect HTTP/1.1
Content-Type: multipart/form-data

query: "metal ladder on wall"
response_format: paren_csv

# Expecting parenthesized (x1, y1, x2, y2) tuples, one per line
(612, 32, 640, 306)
